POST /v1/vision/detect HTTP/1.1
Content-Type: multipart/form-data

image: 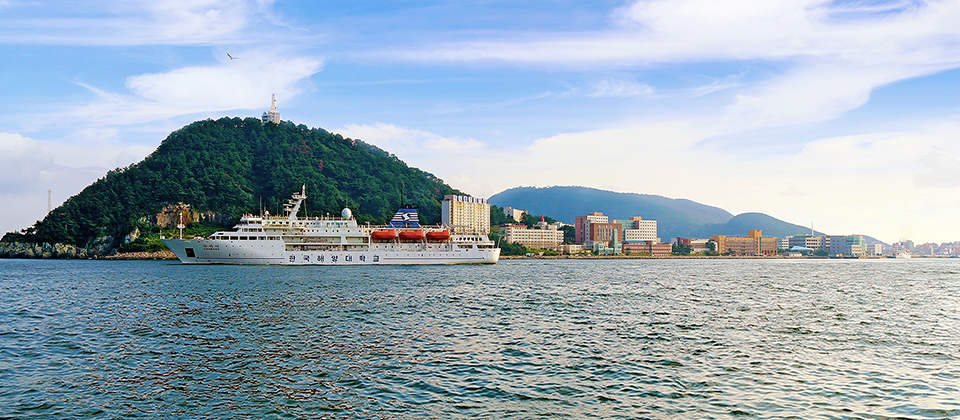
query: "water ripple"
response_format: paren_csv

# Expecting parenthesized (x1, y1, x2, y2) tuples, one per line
(1, 258, 959, 418)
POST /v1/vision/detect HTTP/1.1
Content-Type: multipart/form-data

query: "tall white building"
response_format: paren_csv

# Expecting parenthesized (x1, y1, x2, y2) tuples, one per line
(262, 93, 281, 124)
(622, 217, 658, 243)
(442, 195, 490, 234)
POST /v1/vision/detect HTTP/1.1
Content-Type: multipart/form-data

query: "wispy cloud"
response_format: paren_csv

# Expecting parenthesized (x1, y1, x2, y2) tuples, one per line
(337, 123, 484, 156)
(66, 49, 322, 126)
(382, 0, 960, 128)
(588, 79, 655, 97)
(0, 0, 273, 45)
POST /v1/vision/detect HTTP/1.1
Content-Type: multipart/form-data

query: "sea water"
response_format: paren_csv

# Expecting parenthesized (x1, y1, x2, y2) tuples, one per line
(1, 258, 958, 419)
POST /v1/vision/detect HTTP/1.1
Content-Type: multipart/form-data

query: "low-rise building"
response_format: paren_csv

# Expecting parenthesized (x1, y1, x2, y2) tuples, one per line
(711, 229, 778, 255)
(622, 241, 672, 256)
(675, 237, 713, 253)
(788, 235, 828, 251)
(829, 235, 866, 257)
(500, 224, 564, 249)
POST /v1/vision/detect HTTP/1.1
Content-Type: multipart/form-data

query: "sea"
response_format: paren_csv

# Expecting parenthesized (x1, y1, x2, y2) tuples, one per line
(1, 258, 958, 419)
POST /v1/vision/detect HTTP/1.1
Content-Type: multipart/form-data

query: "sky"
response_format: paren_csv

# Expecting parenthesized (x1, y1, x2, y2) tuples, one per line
(3, 0, 960, 244)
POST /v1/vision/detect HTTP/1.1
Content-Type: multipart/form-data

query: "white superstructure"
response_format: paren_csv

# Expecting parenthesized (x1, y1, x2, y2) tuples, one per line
(162, 186, 500, 265)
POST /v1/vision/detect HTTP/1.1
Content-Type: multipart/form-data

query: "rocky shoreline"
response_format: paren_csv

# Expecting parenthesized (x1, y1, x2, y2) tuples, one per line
(0, 241, 176, 260)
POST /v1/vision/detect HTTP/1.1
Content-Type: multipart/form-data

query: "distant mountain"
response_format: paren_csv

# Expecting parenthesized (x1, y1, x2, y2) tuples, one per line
(488, 186, 836, 241)
(3, 117, 462, 251)
(692, 213, 818, 238)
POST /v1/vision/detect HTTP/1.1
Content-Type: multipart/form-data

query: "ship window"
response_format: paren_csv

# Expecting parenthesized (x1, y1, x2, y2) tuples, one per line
(259, 237, 266, 240)
(185, 248, 195, 258)
(230, 236, 239, 241)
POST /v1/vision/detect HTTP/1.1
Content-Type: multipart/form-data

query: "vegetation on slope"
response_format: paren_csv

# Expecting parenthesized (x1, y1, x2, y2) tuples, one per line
(3, 117, 462, 248)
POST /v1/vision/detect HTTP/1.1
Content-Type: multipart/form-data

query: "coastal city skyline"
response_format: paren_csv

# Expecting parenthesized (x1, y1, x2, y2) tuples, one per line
(3, 1, 960, 244)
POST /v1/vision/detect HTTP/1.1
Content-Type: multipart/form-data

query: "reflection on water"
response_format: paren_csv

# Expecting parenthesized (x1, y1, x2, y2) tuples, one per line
(1, 259, 959, 418)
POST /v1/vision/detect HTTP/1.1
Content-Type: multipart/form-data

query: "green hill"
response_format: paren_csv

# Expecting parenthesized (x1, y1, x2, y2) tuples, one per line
(3, 117, 462, 250)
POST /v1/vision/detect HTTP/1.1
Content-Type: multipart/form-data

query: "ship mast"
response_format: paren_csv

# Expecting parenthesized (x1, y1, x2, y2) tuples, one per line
(284, 184, 307, 220)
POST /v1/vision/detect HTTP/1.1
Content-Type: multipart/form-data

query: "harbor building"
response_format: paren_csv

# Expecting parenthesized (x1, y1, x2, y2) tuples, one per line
(711, 230, 778, 256)
(442, 195, 490, 234)
(615, 217, 658, 243)
(262, 94, 281, 124)
(675, 237, 713, 254)
(788, 235, 828, 251)
(575, 212, 608, 244)
(499, 224, 564, 249)
(622, 241, 672, 256)
(829, 235, 867, 257)
(583, 222, 623, 249)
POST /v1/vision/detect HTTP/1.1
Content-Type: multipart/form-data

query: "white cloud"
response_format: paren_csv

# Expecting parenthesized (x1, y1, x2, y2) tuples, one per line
(0, 130, 159, 235)
(914, 151, 960, 188)
(337, 123, 483, 156)
(589, 79, 655, 97)
(67, 50, 322, 126)
(335, 123, 494, 195)
(0, 0, 273, 45)
(0, 133, 54, 194)
(385, 1, 960, 128)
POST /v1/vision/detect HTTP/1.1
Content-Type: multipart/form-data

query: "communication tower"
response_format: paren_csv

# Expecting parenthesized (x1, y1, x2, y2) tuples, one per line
(262, 93, 281, 124)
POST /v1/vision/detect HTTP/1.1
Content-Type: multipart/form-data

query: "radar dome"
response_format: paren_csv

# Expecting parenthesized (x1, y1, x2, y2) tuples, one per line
(341, 208, 353, 219)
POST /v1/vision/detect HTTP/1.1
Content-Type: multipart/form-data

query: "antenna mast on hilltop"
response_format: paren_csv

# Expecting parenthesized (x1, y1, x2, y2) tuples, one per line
(261, 93, 281, 124)
(47, 190, 51, 214)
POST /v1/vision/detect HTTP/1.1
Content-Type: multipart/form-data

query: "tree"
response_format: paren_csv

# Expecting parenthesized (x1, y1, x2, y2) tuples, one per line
(672, 243, 692, 255)
(560, 225, 576, 244)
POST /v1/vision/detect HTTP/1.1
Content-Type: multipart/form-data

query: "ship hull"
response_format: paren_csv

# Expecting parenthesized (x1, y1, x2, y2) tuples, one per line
(162, 238, 500, 265)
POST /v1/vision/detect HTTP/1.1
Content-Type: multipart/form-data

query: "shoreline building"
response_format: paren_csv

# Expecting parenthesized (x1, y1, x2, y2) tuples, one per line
(711, 230, 778, 256)
(615, 217, 658, 243)
(828, 235, 866, 257)
(262, 94, 281, 124)
(499, 223, 564, 249)
(442, 195, 490, 234)
(575, 212, 609, 245)
(622, 241, 672, 256)
(675, 237, 713, 254)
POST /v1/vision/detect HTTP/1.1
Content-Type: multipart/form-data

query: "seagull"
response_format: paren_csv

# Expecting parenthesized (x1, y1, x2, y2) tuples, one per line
(227, 53, 237, 60)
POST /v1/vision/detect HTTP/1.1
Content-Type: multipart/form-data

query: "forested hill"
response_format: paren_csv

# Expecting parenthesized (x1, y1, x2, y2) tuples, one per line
(3, 117, 462, 248)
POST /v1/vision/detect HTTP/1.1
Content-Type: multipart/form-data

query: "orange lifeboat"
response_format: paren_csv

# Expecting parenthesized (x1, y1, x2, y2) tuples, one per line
(425, 230, 450, 241)
(398, 230, 424, 241)
(371, 230, 396, 240)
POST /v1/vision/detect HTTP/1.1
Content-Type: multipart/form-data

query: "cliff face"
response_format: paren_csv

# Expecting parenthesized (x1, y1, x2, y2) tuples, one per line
(0, 241, 111, 259)
(3, 117, 463, 257)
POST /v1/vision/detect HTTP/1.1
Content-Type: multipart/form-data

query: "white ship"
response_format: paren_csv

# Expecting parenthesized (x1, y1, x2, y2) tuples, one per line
(162, 186, 500, 265)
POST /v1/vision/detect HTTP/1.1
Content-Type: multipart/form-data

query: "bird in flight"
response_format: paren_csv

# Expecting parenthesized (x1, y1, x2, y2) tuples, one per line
(227, 53, 237, 60)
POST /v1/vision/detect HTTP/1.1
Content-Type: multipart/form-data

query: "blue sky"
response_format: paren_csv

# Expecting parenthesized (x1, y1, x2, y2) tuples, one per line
(3, 0, 960, 244)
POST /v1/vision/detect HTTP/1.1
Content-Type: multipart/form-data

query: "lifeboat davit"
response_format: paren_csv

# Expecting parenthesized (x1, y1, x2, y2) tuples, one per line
(398, 230, 424, 241)
(425, 230, 450, 241)
(371, 230, 396, 240)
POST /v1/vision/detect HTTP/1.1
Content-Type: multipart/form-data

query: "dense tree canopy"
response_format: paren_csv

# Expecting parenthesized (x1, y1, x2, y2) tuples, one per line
(4, 117, 463, 247)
